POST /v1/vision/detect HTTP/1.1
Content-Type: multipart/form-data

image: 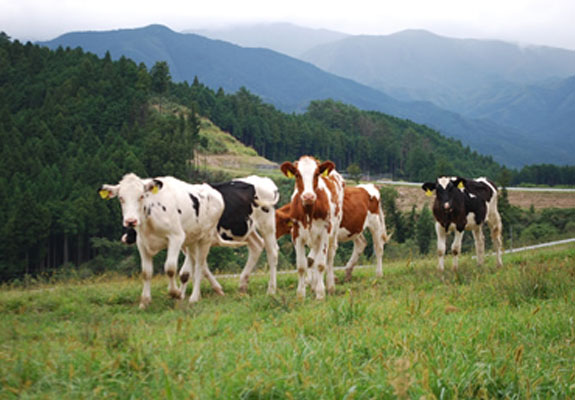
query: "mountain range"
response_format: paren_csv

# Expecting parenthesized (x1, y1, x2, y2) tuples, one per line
(38, 24, 575, 166)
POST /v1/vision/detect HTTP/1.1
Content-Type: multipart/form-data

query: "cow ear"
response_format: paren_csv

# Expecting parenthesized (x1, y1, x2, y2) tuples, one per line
(454, 178, 466, 190)
(319, 160, 335, 177)
(145, 179, 163, 194)
(281, 162, 297, 178)
(98, 184, 118, 200)
(421, 182, 436, 197)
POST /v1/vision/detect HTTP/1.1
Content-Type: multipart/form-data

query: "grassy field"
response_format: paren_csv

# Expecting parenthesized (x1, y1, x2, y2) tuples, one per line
(1, 245, 575, 399)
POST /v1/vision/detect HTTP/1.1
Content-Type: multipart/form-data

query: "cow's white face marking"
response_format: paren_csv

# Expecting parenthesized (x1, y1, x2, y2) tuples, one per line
(298, 157, 319, 205)
(438, 177, 451, 189)
(117, 174, 147, 227)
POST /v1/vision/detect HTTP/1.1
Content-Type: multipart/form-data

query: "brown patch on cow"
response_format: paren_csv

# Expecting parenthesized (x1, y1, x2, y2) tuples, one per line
(340, 187, 371, 236)
(180, 272, 190, 284)
(167, 269, 175, 278)
(318, 264, 325, 273)
(323, 175, 341, 216)
(142, 270, 152, 281)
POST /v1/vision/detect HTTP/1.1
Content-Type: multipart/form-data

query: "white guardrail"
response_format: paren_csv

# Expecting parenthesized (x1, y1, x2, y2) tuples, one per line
(217, 238, 575, 278)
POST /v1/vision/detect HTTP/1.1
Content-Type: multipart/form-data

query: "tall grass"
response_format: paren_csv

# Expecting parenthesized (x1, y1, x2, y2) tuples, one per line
(1, 246, 574, 398)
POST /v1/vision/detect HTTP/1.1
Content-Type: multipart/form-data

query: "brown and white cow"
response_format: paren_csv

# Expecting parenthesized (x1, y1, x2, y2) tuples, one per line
(280, 156, 344, 299)
(99, 173, 240, 308)
(422, 176, 503, 271)
(276, 184, 390, 281)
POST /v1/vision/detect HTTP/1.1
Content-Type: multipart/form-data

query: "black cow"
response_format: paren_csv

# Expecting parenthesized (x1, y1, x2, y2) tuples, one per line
(208, 176, 280, 294)
(422, 176, 503, 271)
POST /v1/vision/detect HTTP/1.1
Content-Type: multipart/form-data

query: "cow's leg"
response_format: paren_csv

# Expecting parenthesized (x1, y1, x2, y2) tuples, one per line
(373, 230, 385, 279)
(262, 232, 279, 295)
(313, 240, 328, 300)
(189, 242, 209, 304)
(472, 226, 485, 266)
(325, 235, 338, 295)
(137, 246, 154, 309)
(178, 250, 193, 299)
(306, 248, 317, 287)
(489, 211, 504, 267)
(238, 233, 264, 293)
(164, 233, 185, 299)
(451, 230, 464, 271)
(202, 265, 224, 296)
(294, 237, 307, 299)
(435, 222, 447, 272)
(344, 234, 366, 282)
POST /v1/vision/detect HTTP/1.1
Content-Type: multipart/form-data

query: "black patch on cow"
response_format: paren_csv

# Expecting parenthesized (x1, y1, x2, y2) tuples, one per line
(189, 194, 200, 217)
(162, 205, 166, 212)
(261, 206, 269, 213)
(123, 227, 137, 244)
(210, 181, 256, 238)
(221, 232, 233, 241)
(178, 209, 182, 214)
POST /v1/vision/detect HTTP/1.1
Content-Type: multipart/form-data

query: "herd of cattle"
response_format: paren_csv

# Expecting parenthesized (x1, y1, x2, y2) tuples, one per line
(99, 155, 503, 309)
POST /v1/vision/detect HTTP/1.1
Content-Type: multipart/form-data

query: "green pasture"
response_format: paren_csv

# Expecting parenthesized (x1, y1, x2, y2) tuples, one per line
(1, 246, 574, 399)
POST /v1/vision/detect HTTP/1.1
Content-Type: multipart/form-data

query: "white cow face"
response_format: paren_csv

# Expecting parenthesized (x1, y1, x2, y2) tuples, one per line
(99, 173, 161, 228)
(281, 156, 335, 206)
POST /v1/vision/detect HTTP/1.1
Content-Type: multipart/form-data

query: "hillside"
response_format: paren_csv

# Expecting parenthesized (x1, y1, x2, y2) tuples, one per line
(38, 24, 543, 167)
(2, 245, 575, 398)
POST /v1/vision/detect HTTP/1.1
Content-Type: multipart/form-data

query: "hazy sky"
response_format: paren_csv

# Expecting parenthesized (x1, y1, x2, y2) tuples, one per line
(2, 0, 575, 50)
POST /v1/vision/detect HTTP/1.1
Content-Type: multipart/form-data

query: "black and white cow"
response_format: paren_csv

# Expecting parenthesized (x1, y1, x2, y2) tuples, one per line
(99, 173, 241, 308)
(178, 175, 280, 296)
(422, 176, 503, 271)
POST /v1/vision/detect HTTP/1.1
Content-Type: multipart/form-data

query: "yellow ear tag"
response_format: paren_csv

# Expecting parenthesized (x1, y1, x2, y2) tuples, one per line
(425, 189, 433, 197)
(99, 189, 110, 200)
(287, 221, 293, 227)
(286, 170, 294, 178)
(322, 169, 329, 177)
(151, 185, 159, 194)
(457, 181, 465, 190)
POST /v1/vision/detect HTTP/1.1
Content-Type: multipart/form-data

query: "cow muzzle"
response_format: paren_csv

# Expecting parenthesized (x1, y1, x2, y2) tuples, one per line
(124, 218, 138, 228)
(443, 202, 452, 212)
(301, 192, 317, 206)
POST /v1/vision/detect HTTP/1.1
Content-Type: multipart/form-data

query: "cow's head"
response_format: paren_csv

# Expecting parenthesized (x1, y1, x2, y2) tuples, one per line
(281, 156, 335, 207)
(422, 176, 465, 213)
(98, 173, 162, 228)
(275, 204, 294, 239)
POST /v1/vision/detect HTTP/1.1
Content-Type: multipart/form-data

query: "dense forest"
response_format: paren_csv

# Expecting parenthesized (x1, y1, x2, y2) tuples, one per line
(0, 34, 573, 281)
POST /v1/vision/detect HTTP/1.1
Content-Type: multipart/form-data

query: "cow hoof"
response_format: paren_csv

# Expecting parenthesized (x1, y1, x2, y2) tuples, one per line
(139, 296, 151, 309)
(169, 289, 181, 299)
(239, 285, 248, 294)
(327, 287, 335, 295)
(267, 287, 277, 295)
(214, 287, 225, 296)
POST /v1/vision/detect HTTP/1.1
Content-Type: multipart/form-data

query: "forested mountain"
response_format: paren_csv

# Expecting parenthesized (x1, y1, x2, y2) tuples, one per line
(38, 24, 543, 167)
(184, 22, 349, 58)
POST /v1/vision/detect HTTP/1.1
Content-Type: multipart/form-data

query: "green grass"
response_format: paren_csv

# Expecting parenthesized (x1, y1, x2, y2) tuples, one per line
(1, 246, 575, 399)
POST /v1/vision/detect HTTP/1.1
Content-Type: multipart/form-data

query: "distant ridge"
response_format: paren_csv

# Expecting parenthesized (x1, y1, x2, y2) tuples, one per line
(39, 24, 556, 166)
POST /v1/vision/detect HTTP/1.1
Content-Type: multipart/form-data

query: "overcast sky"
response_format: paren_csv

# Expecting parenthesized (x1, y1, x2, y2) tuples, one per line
(2, 0, 575, 50)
